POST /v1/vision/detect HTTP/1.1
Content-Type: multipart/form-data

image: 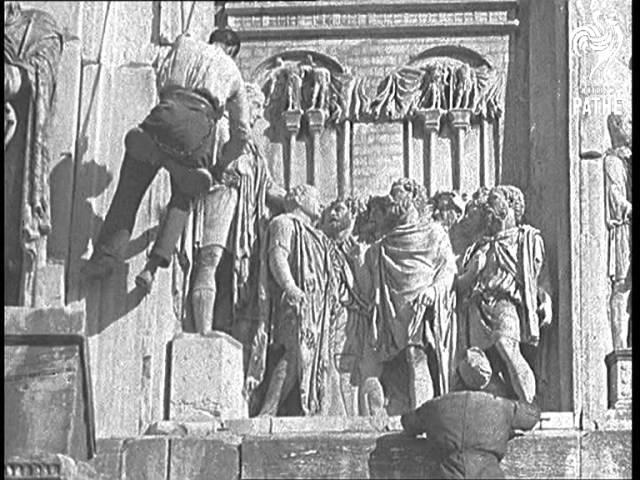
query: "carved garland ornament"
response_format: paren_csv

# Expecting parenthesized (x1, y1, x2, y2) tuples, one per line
(257, 52, 505, 127)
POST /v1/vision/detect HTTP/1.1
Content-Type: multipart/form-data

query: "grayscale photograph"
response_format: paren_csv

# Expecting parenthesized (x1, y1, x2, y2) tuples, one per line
(4, 1, 632, 478)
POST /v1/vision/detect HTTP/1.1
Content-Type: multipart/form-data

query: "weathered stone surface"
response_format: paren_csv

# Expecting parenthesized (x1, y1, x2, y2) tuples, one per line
(223, 417, 273, 436)
(605, 349, 632, 409)
(502, 431, 580, 479)
(242, 433, 379, 479)
(169, 436, 241, 480)
(88, 438, 125, 480)
(170, 332, 247, 422)
(121, 437, 168, 480)
(270, 416, 401, 435)
(4, 303, 85, 336)
(581, 431, 632, 479)
(146, 420, 223, 437)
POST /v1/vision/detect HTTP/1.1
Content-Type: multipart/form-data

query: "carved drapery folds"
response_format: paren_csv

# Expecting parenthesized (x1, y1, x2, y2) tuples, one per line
(257, 51, 504, 128)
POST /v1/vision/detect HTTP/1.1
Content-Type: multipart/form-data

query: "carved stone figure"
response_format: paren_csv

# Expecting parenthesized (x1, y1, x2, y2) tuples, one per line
(4, 1, 64, 306)
(189, 82, 286, 336)
(453, 64, 476, 109)
(457, 185, 547, 403)
(318, 197, 369, 416)
(246, 185, 338, 416)
(603, 113, 631, 350)
(82, 30, 251, 294)
(401, 347, 540, 480)
(430, 191, 465, 232)
(356, 178, 457, 413)
(421, 63, 447, 110)
(264, 57, 303, 113)
(300, 54, 332, 111)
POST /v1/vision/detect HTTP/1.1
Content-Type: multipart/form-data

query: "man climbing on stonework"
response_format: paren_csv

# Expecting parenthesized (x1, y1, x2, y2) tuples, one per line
(457, 185, 549, 403)
(356, 178, 457, 414)
(245, 185, 338, 416)
(189, 82, 285, 336)
(401, 347, 540, 479)
(82, 28, 251, 293)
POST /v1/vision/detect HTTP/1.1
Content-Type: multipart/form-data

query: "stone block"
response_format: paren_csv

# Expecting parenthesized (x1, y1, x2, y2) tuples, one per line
(581, 431, 632, 479)
(4, 304, 94, 462)
(146, 420, 223, 437)
(169, 436, 241, 480)
(88, 438, 125, 479)
(269, 416, 402, 435)
(121, 437, 168, 480)
(502, 431, 580, 479)
(170, 332, 248, 422)
(605, 349, 632, 409)
(223, 417, 273, 436)
(34, 263, 66, 307)
(242, 433, 379, 479)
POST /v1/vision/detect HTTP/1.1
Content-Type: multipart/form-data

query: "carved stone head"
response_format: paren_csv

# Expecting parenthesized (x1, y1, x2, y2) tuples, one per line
(486, 185, 524, 233)
(353, 195, 395, 243)
(607, 113, 632, 150)
(284, 184, 322, 222)
(389, 178, 431, 224)
(245, 82, 266, 127)
(431, 191, 465, 231)
(319, 197, 361, 240)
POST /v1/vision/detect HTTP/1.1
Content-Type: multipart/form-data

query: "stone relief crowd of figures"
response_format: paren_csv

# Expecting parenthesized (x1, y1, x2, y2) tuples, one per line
(4, 0, 631, 422)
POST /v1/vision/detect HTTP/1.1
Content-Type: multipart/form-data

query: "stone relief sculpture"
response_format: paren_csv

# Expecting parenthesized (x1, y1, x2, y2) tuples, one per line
(246, 185, 339, 416)
(456, 185, 550, 403)
(190, 82, 286, 336)
(355, 178, 457, 413)
(82, 30, 251, 293)
(318, 197, 369, 416)
(300, 54, 332, 111)
(4, 1, 64, 305)
(263, 57, 303, 115)
(419, 63, 447, 110)
(603, 112, 632, 350)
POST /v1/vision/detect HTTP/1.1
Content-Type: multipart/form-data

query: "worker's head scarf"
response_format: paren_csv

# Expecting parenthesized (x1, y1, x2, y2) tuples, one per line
(458, 347, 492, 391)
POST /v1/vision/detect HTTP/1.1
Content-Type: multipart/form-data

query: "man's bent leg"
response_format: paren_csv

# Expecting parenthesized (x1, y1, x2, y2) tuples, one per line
(406, 345, 434, 409)
(358, 347, 385, 416)
(191, 245, 225, 335)
(84, 152, 159, 278)
(494, 336, 536, 403)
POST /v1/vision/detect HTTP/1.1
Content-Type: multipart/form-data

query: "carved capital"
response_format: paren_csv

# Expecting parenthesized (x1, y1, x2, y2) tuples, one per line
(305, 108, 326, 134)
(448, 109, 472, 130)
(283, 109, 303, 134)
(414, 108, 443, 132)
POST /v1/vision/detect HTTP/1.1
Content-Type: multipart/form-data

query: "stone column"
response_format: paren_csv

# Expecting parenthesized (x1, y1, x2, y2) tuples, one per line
(414, 109, 442, 194)
(337, 120, 352, 197)
(305, 109, 326, 185)
(282, 109, 302, 189)
(448, 109, 472, 191)
(479, 118, 495, 188)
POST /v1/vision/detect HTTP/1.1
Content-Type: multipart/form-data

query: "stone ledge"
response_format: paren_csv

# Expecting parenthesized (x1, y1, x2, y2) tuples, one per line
(90, 429, 631, 479)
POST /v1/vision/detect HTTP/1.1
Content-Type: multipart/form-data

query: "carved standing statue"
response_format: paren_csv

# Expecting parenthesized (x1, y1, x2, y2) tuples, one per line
(318, 197, 370, 416)
(356, 178, 457, 414)
(82, 29, 252, 293)
(264, 56, 303, 113)
(421, 63, 446, 110)
(453, 63, 476, 110)
(4, 1, 64, 306)
(603, 112, 632, 350)
(189, 82, 286, 336)
(300, 54, 332, 111)
(246, 185, 339, 416)
(457, 185, 549, 403)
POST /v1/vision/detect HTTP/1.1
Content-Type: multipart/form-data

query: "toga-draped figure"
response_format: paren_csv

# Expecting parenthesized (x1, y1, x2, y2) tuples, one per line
(603, 113, 631, 350)
(4, 1, 64, 305)
(358, 178, 457, 413)
(247, 185, 339, 416)
(458, 185, 547, 403)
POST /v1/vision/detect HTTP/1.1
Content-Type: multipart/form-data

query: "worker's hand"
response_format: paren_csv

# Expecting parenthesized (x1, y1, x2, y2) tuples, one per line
(244, 376, 260, 397)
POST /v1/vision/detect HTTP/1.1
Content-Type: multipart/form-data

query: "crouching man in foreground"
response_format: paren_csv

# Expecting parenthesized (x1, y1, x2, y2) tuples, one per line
(401, 347, 540, 479)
